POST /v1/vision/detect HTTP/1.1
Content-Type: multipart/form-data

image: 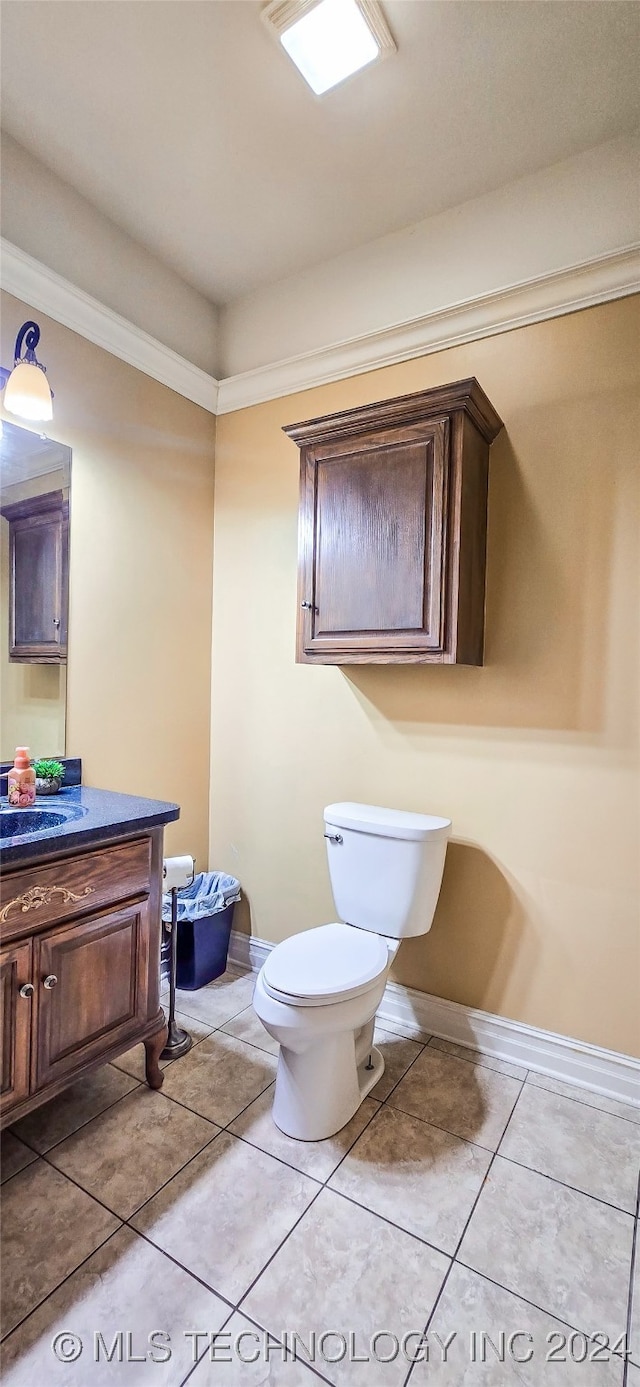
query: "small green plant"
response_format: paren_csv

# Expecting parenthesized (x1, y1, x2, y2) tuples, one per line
(33, 758, 65, 782)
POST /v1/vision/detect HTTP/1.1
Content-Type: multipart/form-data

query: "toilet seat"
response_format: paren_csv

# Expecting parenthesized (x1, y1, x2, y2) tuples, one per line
(262, 922, 389, 1007)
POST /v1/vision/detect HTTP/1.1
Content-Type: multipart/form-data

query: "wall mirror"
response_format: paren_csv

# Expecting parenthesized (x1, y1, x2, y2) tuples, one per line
(0, 419, 71, 761)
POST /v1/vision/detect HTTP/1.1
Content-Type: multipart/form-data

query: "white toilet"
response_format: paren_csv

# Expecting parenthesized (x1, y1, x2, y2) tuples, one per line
(253, 802, 451, 1140)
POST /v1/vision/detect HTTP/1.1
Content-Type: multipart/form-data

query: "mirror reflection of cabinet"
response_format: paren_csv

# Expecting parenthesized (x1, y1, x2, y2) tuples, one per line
(1, 491, 68, 663)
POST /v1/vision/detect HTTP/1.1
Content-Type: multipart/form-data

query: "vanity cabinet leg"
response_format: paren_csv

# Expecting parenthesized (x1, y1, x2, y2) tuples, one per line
(144, 1018, 168, 1089)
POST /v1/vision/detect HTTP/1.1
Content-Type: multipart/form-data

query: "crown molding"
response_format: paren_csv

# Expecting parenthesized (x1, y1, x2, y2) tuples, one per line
(217, 245, 640, 414)
(0, 239, 220, 415)
(2, 238, 638, 419)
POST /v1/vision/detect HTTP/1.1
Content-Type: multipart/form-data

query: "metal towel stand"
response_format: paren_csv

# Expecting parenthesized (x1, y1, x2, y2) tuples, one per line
(160, 877, 193, 1061)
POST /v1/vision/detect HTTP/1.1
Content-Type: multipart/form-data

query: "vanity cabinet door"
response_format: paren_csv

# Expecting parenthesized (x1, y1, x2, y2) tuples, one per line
(33, 902, 151, 1091)
(0, 941, 33, 1117)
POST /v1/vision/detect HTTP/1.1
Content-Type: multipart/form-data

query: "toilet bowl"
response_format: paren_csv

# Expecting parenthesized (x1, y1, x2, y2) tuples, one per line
(254, 922, 392, 1140)
(253, 802, 450, 1141)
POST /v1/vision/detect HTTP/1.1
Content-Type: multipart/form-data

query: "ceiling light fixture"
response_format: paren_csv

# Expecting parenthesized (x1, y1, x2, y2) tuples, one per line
(263, 0, 395, 95)
(0, 321, 53, 423)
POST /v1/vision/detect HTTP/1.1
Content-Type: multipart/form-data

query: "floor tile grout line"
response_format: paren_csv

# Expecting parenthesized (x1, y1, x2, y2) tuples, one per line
(452, 1257, 633, 1364)
(0, 1153, 39, 1189)
(317, 1090, 386, 1189)
(156, 1073, 276, 1135)
(0, 1224, 122, 1346)
(402, 1074, 526, 1387)
(163, 991, 257, 1032)
(323, 1182, 458, 1262)
(233, 1093, 385, 1315)
(218, 1029, 279, 1058)
(7, 1076, 146, 1162)
(622, 1168, 640, 1387)
(426, 1035, 528, 1080)
(8, 973, 635, 1372)
(235, 1184, 326, 1314)
(128, 1092, 385, 1375)
(117, 1070, 294, 1226)
(218, 1306, 336, 1387)
(125, 1222, 238, 1314)
(523, 1074, 640, 1128)
(178, 1304, 238, 1387)
(223, 1127, 324, 1187)
(111, 1026, 216, 1076)
(40, 1123, 222, 1226)
(497, 1149, 638, 1218)
(5, 1024, 222, 1164)
(491, 1073, 640, 1215)
(31, 1053, 632, 1364)
(453, 1076, 633, 1366)
(371, 1032, 428, 1104)
(384, 1095, 497, 1154)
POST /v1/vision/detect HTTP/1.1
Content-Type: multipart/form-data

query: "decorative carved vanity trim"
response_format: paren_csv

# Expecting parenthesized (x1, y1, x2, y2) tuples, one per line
(0, 884, 94, 923)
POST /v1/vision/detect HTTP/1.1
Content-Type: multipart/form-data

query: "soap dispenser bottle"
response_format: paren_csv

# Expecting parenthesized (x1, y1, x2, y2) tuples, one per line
(8, 747, 36, 807)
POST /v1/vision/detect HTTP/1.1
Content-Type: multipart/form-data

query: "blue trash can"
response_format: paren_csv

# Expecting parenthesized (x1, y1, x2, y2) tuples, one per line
(162, 872, 241, 991)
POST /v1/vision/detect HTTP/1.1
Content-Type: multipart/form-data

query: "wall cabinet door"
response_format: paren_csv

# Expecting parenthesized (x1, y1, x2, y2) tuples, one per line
(287, 379, 503, 665)
(33, 902, 151, 1090)
(0, 940, 33, 1118)
(300, 420, 449, 659)
(1, 491, 69, 662)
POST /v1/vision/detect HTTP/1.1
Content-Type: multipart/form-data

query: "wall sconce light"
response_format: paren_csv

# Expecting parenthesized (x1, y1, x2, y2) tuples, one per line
(0, 321, 53, 422)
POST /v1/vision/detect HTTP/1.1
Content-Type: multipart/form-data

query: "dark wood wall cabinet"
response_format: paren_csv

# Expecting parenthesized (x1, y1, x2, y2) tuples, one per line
(0, 829, 167, 1128)
(1, 490, 69, 663)
(286, 378, 503, 665)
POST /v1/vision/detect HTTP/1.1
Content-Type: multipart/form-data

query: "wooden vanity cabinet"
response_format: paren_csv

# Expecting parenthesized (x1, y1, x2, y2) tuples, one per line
(1, 490, 69, 662)
(0, 829, 167, 1128)
(286, 378, 503, 665)
(0, 940, 32, 1110)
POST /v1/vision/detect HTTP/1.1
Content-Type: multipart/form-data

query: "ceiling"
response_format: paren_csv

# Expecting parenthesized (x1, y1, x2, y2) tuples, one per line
(2, 1, 639, 306)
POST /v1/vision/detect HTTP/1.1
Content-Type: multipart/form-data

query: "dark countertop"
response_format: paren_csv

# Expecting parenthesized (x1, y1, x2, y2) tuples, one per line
(0, 785, 180, 867)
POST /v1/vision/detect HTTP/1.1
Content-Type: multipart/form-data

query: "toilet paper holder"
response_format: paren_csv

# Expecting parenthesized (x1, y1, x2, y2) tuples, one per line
(161, 854, 196, 1061)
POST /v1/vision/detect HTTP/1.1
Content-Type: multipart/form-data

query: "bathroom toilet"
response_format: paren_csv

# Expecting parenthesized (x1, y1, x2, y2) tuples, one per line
(253, 802, 451, 1140)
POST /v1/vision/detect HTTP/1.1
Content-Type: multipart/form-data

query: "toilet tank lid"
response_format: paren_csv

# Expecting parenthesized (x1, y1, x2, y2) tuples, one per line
(324, 802, 451, 842)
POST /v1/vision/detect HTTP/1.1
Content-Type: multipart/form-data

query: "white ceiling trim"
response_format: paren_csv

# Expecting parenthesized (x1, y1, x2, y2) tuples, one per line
(0, 239, 220, 414)
(2, 237, 638, 418)
(217, 245, 640, 413)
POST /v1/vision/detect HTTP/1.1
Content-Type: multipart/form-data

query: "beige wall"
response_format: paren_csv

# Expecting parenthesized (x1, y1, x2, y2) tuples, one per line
(210, 296, 640, 1057)
(1, 292, 216, 868)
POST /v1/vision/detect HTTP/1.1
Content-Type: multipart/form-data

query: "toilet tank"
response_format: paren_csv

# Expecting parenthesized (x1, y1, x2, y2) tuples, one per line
(324, 802, 451, 939)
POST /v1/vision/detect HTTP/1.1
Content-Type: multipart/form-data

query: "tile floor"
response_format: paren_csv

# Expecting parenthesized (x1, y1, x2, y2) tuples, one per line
(1, 965, 638, 1386)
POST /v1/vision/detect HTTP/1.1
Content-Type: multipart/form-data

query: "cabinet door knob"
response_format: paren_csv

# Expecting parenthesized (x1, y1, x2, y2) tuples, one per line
(43, 974, 58, 989)
(53, 617, 60, 628)
(301, 601, 317, 612)
(19, 983, 35, 998)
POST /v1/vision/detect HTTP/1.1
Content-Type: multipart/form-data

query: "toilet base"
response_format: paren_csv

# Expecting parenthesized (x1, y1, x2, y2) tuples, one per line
(272, 1040, 385, 1142)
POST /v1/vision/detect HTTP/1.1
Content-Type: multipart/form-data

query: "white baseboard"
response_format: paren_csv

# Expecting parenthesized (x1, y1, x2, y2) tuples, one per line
(228, 929, 640, 1109)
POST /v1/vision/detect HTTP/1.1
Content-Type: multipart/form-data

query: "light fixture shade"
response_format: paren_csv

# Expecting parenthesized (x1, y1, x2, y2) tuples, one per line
(263, 0, 395, 95)
(3, 361, 53, 422)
